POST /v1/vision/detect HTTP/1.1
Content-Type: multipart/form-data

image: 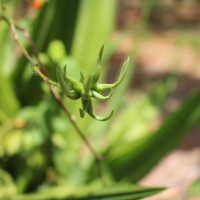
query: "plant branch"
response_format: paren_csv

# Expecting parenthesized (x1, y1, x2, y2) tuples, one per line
(0, 15, 58, 85)
(0, 14, 104, 183)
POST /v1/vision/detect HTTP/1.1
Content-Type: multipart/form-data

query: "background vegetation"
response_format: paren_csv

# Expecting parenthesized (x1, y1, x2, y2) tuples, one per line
(0, 0, 200, 199)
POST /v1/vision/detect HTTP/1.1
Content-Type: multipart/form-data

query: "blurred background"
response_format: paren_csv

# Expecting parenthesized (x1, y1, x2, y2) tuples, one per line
(0, 0, 200, 199)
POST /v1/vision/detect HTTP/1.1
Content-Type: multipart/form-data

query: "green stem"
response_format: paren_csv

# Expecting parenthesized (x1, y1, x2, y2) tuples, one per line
(33, 65, 59, 87)
(1, 15, 57, 84)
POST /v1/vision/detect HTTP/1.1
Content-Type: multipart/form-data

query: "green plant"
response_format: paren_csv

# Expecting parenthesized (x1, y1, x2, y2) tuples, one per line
(56, 46, 129, 121)
(1, 1, 200, 200)
(0, 0, 164, 199)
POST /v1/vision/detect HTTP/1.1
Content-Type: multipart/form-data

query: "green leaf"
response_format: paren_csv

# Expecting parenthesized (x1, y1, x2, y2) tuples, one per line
(0, 70, 20, 119)
(0, 168, 17, 199)
(16, 184, 164, 200)
(71, 0, 117, 70)
(106, 87, 200, 182)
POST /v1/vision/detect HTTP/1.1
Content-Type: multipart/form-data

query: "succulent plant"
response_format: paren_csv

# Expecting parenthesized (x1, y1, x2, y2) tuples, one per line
(56, 46, 129, 121)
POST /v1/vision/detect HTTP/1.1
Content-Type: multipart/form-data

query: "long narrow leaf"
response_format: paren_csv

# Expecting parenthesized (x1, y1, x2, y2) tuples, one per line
(71, 0, 117, 70)
(16, 184, 164, 200)
(106, 87, 200, 182)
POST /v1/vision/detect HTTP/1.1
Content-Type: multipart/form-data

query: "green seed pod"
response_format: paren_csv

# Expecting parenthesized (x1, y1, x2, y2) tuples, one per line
(80, 99, 114, 121)
(67, 91, 81, 100)
(93, 57, 129, 92)
(80, 71, 85, 83)
(57, 53, 129, 121)
(63, 66, 85, 94)
(87, 99, 114, 121)
(56, 67, 80, 100)
(84, 75, 92, 97)
(80, 98, 90, 117)
(90, 45, 104, 86)
(79, 108, 85, 118)
(91, 66, 100, 87)
(91, 89, 113, 100)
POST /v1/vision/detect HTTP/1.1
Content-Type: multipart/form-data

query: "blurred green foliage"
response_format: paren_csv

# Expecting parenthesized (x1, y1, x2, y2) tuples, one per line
(1, 0, 200, 199)
(188, 179, 200, 197)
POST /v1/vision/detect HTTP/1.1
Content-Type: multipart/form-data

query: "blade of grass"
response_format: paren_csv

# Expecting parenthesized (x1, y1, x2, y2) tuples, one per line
(16, 184, 164, 200)
(106, 87, 200, 182)
(71, 0, 117, 70)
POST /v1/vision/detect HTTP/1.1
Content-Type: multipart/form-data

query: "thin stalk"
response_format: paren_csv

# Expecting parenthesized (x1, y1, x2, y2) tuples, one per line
(0, 14, 103, 183)
(1, 15, 58, 86)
